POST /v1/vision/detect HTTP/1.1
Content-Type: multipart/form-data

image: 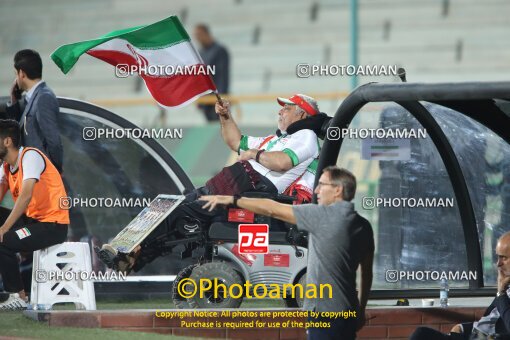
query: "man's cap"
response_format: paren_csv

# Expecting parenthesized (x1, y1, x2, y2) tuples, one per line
(277, 94, 319, 116)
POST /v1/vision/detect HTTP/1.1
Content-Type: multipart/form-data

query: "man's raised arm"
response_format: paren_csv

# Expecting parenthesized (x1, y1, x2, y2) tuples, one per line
(216, 100, 242, 152)
(200, 195, 297, 225)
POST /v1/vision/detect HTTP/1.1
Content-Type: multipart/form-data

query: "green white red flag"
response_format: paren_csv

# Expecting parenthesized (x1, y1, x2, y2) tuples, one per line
(51, 16, 216, 109)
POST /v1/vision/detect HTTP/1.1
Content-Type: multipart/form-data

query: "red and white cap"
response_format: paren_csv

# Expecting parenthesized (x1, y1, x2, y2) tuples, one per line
(277, 94, 319, 116)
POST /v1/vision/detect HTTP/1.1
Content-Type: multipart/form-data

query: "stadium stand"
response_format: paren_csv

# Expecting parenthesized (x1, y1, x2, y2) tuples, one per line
(1, 0, 509, 177)
(1, 0, 509, 114)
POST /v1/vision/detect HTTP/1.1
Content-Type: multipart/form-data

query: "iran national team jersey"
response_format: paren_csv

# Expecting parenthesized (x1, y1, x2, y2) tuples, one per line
(238, 129, 320, 193)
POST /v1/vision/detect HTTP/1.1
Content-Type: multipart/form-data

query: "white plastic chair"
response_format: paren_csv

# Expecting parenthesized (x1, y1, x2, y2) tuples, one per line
(30, 242, 96, 310)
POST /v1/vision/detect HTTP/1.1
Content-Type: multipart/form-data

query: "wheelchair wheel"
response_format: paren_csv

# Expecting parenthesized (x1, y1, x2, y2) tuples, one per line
(172, 264, 198, 309)
(187, 262, 243, 309)
(283, 273, 306, 308)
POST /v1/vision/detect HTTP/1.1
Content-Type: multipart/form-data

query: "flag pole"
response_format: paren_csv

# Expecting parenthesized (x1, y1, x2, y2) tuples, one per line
(214, 92, 223, 105)
(214, 92, 229, 120)
(210, 82, 228, 119)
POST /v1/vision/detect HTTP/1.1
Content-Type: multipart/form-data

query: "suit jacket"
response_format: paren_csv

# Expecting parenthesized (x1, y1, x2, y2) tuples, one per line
(4, 82, 63, 172)
(461, 295, 510, 337)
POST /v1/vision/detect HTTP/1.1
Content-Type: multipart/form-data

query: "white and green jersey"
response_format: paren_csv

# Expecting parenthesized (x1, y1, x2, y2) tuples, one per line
(293, 158, 318, 196)
(238, 129, 320, 193)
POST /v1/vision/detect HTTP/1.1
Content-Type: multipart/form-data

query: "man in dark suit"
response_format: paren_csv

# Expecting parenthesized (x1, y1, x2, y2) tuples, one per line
(410, 231, 510, 339)
(4, 49, 63, 172)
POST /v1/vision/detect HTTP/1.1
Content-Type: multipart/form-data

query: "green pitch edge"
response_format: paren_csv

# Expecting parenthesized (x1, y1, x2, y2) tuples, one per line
(171, 125, 219, 172)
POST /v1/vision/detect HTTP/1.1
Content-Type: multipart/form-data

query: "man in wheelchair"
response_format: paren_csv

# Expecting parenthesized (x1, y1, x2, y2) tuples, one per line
(98, 94, 330, 274)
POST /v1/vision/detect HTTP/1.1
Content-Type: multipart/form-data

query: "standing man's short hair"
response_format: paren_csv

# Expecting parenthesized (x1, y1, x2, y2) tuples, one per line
(0, 119, 21, 148)
(14, 49, 42, 80)
(195, 23, 210, 35)
(323, 166, 357, 201)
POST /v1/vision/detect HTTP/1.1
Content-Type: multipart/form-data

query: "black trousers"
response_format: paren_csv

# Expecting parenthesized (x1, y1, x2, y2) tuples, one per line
(409, 327, 468, 340)
(307, 315, 357, 340)
(0, 207, 68, 292)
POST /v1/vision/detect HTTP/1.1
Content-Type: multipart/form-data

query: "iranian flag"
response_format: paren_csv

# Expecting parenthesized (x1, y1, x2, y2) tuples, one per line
(51, 16, 216, 109)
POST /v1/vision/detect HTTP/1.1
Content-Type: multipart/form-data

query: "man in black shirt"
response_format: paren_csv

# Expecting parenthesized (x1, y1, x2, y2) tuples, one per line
(194, 24, 230, 122)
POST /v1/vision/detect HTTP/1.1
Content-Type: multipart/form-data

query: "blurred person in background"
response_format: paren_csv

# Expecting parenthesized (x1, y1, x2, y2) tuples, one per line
(194, 24, 230, 122)
(2, 49, 63, 173)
